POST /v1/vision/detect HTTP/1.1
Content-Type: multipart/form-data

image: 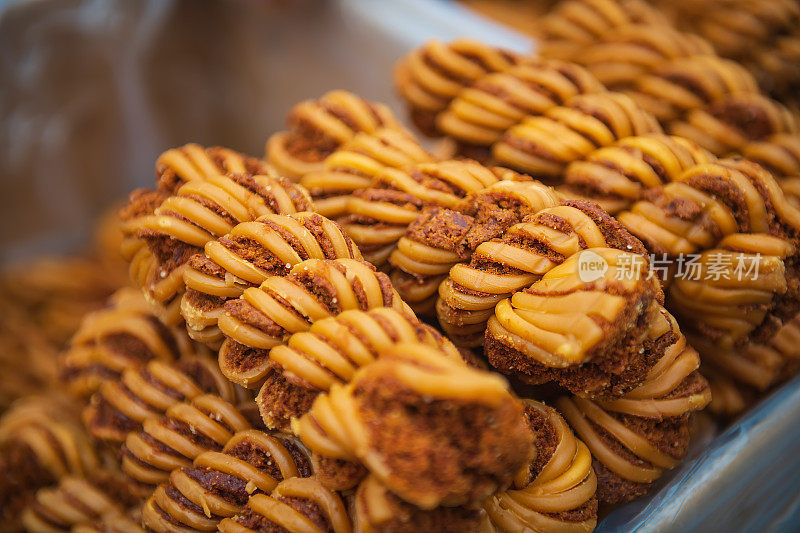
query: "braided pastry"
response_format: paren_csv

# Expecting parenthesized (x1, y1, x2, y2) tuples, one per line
(124, 172, 312, 325)
(181, 212, 361, 348)
(258, 307, 460, 431)
(394, 39, 520, 135)
(218, 477, 351, 533)
(300, 128, 434, 219)
(342, 159, 504, 265)
(481, 399, 598, 533)
(624, 55, 759, 123)
(218, 258, 410, 389)
(436, 59, 604, 147)
(558, 134, 714, 213)
(493, 92, 662, 180)
(73, 513, 144, 533)
(266, 90, 400, 180)
(485, 247, 665, 397)
(121, 394, 251, 495)
(142, 429, 313, 532)
(438, 200, 647, 347)
(293, 342, 532, 508)
(83, 353, 237, 446)
(558, 314, 711, 503)
(390, 179, 561, 315)
(742, 133, 800, 178)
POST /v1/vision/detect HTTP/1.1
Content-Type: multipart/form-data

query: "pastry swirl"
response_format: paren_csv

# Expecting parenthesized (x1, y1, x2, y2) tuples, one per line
(182, 212, 361, 347)
(218, 258, 410, 388)
(436, 59, 604, 146)
(258, 307, 459, 430)
(121, 394, 251, 495)
(266, 90, 400, 180)
(394, 38, 520, 134)
(142, 429, 314, 532)
(300, 128, 434, 218)
(742, 133, 800, 178)
(438, 201, 647, 347)
(492, 92, 662, 179)
(293, 342, 531, 508)
(217, 477, 352, 533)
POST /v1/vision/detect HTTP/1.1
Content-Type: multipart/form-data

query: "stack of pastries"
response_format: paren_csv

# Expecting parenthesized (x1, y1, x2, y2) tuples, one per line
(2, 1, 800, 531)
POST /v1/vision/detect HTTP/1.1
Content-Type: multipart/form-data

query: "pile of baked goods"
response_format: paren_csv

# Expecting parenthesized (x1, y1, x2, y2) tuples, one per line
(2, 0, 799, 531)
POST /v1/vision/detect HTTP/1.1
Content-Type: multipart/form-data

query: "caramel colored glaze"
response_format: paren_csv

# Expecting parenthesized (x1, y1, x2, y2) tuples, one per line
(300, 129, 435, 219)
(438, 201, 647, 347)
(218, 258, 410, 389)
(536, 0, 666, 61)
(669, 93, 797, 156)
(82, 353, 239, 446)
(558, 316, 711, 503)
(486, 248, 666, 397)
(437, 59, 603, 146)
(182, 212, 361, 348)
(391, 179, 561, 315)
(121, 394, 251, 497)
(493, 92, 662, 180)
(266, 91, 401, 180)
(743, 133, 800, 178)
(558, 134, 713, 214)
(394, 39, 520, 135)
(342, 160, 504, 266)
(123, 172, 312, 326)
(481, 400, 598, 533)
(259, 307, 459, 431)
(72, 513, 144, 533)
(218, 477, 352, 533)
(142, 429, 313, 532)
(703, 365, 754, 419)
(624, 55, 759, 123)
(292, 343, 531, 509)
(59, 288, 186, 398)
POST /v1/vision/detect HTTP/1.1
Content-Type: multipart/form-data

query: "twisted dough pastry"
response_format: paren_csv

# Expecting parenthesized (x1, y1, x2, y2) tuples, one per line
(217, 477, 351, 533)
(342, 159, 504, 265)
(481, 399, 598, 533)
(73, 513, 144, 533)
(142, 429, 314, 532)
(182, 212, 361, 348)
(390, 179, 561, 315)
(124, 172, 312, 326)
(82, 353, 236, 446)
(300, 128, 434, 218)
(493, 92, 662, 179)
(438, 201, 647, 347)
(258, 307, 460, 431)
(218, 258, 410, 389)
(742, 133, 800, 178)
(121, 394, 251, 495)
(293, 342, 531, 509)
(558, 313, 711, 503)
(436, 59, 604, 147)
(266, 90, 401, 180)
(394, 39, 520, 135)
(558, 134, 713, 213)
(59, 287, 185, 398)
(485, 247, 665, 397)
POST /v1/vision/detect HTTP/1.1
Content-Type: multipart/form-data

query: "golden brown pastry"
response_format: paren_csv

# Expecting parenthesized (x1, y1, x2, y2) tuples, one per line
(394, 39, 521, 135)
(492, 92, 662, 179)
(217, 258, 410, 389)
(558, 314, 711, 503)
(481, 400, 598, 533)
(293, 343, 532, 508)
(485, 247, 665, 397)
(181, 212, 361, 348)
(342, 160, 504, 266)
(72, 513, 145, 533)
(258, 307, 460, 431)
(142, 429, 313, 532)
(300, 129, 435, 219)
(742, 133, 800, 178)
(121, 394, 251, 496)
(218, 477, 352, 533)
(438, 201, 647, 347)
(266, 91, 401, 180)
